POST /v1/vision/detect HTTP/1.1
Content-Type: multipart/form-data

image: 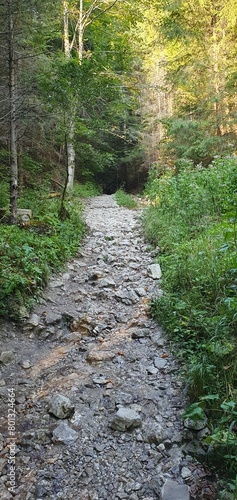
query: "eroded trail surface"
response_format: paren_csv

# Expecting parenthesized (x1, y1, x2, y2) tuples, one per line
(0, 196, 214, 499)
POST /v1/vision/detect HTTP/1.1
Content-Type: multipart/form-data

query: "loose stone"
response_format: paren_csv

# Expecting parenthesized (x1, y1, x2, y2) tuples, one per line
(147, 263, 162, 279)
(111, 407, 142, 432)
(0, 351, 15, 364)
(161, 479, 190, 500)
(20, 360, 32, 369)
(52, 421, 79, 444)
(48, 394, 75, 419)
(154, 357, 167, 370)
(184, 416, 208, 431)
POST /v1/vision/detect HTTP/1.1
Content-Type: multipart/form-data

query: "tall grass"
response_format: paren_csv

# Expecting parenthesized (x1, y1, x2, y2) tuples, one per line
(144, 157, 237, 491)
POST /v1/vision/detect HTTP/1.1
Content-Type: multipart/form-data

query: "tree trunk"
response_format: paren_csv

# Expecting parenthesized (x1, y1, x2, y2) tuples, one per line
(63, 0, 70, 57)
(8, 0, 18, 224)
(78, 0, 83, 63)
(63, 0, 76, 190)
(67, 116, 76, 190)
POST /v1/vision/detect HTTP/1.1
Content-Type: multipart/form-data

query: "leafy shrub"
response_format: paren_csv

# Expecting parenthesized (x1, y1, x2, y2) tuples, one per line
(0, 188, 85, 319)
(144, 156, 237, 486)
(0, 182, 10, 210)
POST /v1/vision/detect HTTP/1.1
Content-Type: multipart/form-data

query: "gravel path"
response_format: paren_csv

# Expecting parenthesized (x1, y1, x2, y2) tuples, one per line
(0, 195, 217, 499)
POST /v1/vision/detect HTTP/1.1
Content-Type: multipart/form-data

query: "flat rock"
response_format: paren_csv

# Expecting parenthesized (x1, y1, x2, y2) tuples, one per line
(151, 332, 165, 347)
(161, 479, 190, 500)
(48, 394, 75, 419)
(111, 407, 142, 432)
(0, 350, 15, 364)
(98, 278, 116, 288)
(86, 350, 115, 363)
(147, 263, 162, 279)
(181, 466, 192, 479)
(184, 416, 208, 431)
(154, 357, 167, 370)
(146, 365, 158, 375)
(144, 422, 171, 445)
(93, 375, 109, 385)
(52, 421, 79, 444)
(27, 313, 40, 327)
(20, 359, 32, 369)
(131, 328, 150, 339)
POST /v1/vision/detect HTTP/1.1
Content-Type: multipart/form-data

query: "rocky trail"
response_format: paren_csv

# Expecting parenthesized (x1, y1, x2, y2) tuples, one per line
(0, 195, 217, 500)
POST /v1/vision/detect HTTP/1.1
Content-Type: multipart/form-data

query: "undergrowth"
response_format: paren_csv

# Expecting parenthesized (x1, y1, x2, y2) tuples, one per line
(143, 157, 237, 496)
(115, 188, 137, 209)
(0, 181, 89, 319)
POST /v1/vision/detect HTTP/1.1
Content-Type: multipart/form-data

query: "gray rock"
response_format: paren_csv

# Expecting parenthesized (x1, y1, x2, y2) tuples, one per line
(142, 478, 161, 497)
(70, 411, 82, 429)
(27, 313, 40, 327)
(115, 289, 138, 305)
(0, 350, 15, 364)
(131, 328, 150, 339)
(135, 287, 146, 297)
(151, 332, 165, 347)
(34, 483, 49, 498)
(161, 479, 190, 500)
(111, 407, 142, 432)
(184, 416, 208, 431)
(93, 375, 108, 385)
(144, 423, 170, 445)
(146, 365, 158, 375)
(98, 278, 116, 288)
(44, 311, 62, 325)
(147, 263, 162, 279)
(182, 440, 207, 461)
(154, 357, 167, 370)
(52, 421, 79, 444)
(20, 359, 32, 369)
(181, 466, 192, 479)
(48, 394, 75, 419)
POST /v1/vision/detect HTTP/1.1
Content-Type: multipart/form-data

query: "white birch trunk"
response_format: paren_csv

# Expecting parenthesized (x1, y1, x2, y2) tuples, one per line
(78, 0, 83, 63)
(63, 0, 76, 190)
(67, 117, 76, 190)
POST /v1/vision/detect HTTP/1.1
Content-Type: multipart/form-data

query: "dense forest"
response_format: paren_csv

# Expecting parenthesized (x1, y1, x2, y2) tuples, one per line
(1, 0, 237, 496)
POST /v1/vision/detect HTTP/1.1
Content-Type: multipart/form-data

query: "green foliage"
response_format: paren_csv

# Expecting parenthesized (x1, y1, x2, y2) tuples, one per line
(144, 156, 237, 481)
(0, 187, 85, 319)
(115, 188, 137, 208)
(0, 182, 9, 209)
(72, 181, 102, 198)
(161, 117, 234, 165)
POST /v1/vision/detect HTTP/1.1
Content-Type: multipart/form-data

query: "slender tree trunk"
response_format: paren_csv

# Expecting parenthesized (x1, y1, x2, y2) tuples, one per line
(78, 0, 83, 63)
(63, 0, 76, 190)
(67, 117, 76, 189)
(63, 0, 70, 57)
(8, 0, 18, 224)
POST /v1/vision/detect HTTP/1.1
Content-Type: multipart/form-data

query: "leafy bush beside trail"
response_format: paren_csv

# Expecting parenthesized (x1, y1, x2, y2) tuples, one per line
(143, 157, 237, 493)
(0, 182, 90, 319)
